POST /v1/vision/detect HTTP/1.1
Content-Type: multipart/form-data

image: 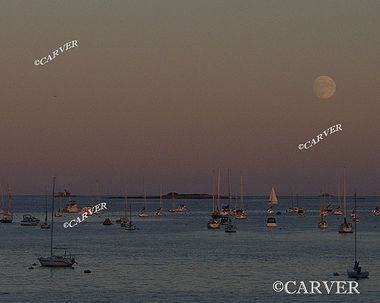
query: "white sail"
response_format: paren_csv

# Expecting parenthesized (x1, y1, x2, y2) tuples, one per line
(268, 187, 278, 204)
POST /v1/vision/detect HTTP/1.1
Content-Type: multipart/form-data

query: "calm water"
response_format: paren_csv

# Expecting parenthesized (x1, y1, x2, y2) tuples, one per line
(1, 195, 379, 302)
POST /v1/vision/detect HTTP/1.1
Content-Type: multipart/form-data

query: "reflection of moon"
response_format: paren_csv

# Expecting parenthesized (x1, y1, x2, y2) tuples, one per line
(313, 76, 336, 99)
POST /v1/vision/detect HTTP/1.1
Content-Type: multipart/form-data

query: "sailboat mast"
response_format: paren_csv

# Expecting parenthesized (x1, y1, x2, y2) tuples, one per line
(125, 191, 128, 218)
(291, 191, 293, 208)
(240, 172, 244, 209)
(143, 178, 147, 210)
(172, 192, 175, 209)
(217, 168, 220, 210)
(344, 168, 347, 218)
(8, 183, 12, 212)
(50, 177, 56, 257)
(354, 192, 357, 261)
(296, 193, 298, 208)
(45, 187, 48, 222)
(338, 182, 341, 208)
(228, 168, 232, 208)
(323, 186, 326, 209)
(160, 185, 162, 208)
(0, 185, 4, 211)
(211, 170, 215, 212)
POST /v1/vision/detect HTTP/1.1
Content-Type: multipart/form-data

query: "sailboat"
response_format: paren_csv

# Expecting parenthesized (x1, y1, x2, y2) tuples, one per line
(334, 183, 343, 215)
(221, 168, 233, 215)
(41, 188, 50, 229)
(208, 171, 221, 228)
(117, 192, 129, 223)
(286, 192, 298, 213)
(347, 193, 369, 279)
(235, 172, 247, 220)
(0, 185, 4, 215)
(38, 177, 76, 267)
(155, 185, 164, 216)
(54, 196, 63, 217)
(296, 194, 305, 217)
(138, 179, 148, 217)
(338, 168, 353, 233)
(318, 191, 327, 229)
(1, 184, 13, 223)
(168, 192, 176, 213)
(373, 193, 380, 216)
(267, 186, 278, 205)
(225, 218, 237, 232)
(125, 203, 136, 230)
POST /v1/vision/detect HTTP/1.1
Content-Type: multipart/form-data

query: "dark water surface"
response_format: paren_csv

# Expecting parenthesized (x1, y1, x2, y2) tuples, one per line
(1, 195, 379, 302)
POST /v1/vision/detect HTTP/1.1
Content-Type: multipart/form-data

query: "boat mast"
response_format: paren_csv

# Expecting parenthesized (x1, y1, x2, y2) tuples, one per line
(228, 168, 232, 209)
(338, 182, 341, 208)
(240, 172, 244, 209)
(125, 191, 128, 218)
(143, 178, 147, 210)
(291, 191, 293, 208)
(354, 192, 357, 262)
(211, 170, 215, 212)
(159, 185, 162, 209)
(296, 193, 299, 209)
(0, 184, 3, 211)
(45, 187, 48, 223)
(172, 192, 175, 210)
(343, 168, 347, 218)
(50, 177, 56, 257)
(323, 186, 326, 210)
(8, 183, 12, 213)
(217, 168, 221, 211)
(320, 190, 323, 218)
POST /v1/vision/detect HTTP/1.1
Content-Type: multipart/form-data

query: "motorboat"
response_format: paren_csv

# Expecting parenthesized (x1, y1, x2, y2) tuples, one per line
(21, 214, 40, 226)
(207, 219, 221, 229)
(267, 207, 274, 214)
(0, 215, 12, 223)
(225, 222, 237, 233)
(175, 204, 189, 212)
(266, 217, 277, 227)
(62, 199, 79, 213)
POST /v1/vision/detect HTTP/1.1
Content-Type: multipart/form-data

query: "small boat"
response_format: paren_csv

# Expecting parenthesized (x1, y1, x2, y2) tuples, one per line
(21, 214, 40, 226)
(207, 219, 221, 229)
(373, 194, 380, 216)
(267, 186, 278, 205)
(41, 189, 50, 229)
(0, 185, 13, 223)
(38, 254, 76, 267)
(78, 206, 93, 216)
(102, 218, 112, 225)
(334, 206, 343, 215)
(155, 185, 164, 216)
(338, 169, 353, 233)
(347, 193, 369, 279)
(286, 192, 298, 213)
(125, 203, 136, 230)
(225, 221, 237, 233)
(235, 173, 247, 220)
(54, 196, 63, 217)
(318, 219, 328, 229)
(351, 210, 359, 222)
(175, 204, 189, 212)
(297, 208, 305, 217)
(321, 191, 328, 216)
(168, 192, 176, 213)
(276, 211, 282, 215)
(0, 215, 12, 223)
(266, 217, 277, 227)
(38, 177, 76, 267)
(117, 192, 129, 223)
(318, 190, 327, 229)
(62, 198, 79, 213)
(220, 216, 229, 225)
(267, 207, 274, 214)
(139, 179, 149, 217)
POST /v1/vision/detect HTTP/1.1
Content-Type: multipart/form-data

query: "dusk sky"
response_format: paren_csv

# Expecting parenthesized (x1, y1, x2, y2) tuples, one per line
(1, 1, 380, 195)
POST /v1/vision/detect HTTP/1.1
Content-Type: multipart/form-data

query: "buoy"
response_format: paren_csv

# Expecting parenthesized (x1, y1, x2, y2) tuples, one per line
(84, 270, 91, 273)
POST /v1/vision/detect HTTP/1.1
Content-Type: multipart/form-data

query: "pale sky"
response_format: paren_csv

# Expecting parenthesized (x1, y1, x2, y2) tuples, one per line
(1, 1, 380, 195)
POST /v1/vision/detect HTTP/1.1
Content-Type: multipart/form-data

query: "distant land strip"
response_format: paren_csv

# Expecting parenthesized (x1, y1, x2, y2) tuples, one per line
(108, 193, 228, 199)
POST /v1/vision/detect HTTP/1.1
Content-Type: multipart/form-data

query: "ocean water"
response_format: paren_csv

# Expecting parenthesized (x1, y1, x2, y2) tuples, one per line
(1, 195, 379, 302)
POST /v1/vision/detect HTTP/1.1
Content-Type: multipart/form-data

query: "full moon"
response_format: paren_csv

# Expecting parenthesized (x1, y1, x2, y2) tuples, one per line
(313, 76, 336, 99)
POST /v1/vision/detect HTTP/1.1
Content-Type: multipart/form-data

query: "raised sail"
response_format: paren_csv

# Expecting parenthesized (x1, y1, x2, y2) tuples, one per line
(268, 187, 278, 205)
